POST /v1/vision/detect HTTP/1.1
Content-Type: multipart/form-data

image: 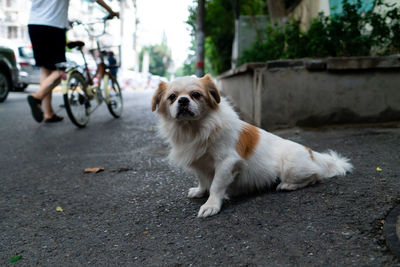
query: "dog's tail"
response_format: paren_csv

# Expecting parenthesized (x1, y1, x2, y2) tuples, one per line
(314, 150, 353, 179)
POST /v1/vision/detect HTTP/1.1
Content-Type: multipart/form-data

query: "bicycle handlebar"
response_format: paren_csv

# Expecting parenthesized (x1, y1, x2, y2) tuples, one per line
(70, 15, 118, 38)
(103, 13, 117, 21)
(71, 13, 117, 25)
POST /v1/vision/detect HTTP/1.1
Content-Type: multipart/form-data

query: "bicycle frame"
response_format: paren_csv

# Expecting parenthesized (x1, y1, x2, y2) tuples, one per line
(61, 19, 116, 104)
(61, 66, 111, 106)
(60, 17, 122, 128)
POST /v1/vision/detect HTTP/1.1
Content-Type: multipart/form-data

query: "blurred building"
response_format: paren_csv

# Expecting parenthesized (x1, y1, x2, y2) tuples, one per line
(119, 0, 139, 72)
(0, 0, 138, 73)
(0, 0, 30, 42)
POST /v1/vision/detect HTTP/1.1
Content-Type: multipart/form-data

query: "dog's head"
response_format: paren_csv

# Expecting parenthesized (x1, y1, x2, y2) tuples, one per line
(151, 75, 221, 121)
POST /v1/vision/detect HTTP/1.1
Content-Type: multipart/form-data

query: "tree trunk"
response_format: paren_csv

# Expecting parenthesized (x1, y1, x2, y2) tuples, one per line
(195, 0, 205, 77)
(230, 0, 240, 69)
(267, 0, 286, 25)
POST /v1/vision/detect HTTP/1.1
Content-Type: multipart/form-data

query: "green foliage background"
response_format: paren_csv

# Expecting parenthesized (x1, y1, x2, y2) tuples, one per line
(139, 41, 172, 78)
(179, 0, 400, 76)
(177, 0, 267, 76)
(239, 0, 400, 65)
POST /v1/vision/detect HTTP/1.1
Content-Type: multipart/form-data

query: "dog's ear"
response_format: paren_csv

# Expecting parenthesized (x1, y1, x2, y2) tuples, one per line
(151, 81, 167, 112)
(200, 74, 220, 108)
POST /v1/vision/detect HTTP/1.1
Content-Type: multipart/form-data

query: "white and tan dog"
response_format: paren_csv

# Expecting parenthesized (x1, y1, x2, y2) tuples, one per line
(151, 75, 353, 218)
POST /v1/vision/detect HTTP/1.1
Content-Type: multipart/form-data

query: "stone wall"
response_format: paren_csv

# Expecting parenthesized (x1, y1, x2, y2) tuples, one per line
(217, 56, 400, 130)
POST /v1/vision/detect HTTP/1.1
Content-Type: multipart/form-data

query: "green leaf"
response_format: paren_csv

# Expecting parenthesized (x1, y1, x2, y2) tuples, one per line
(9, 255, 22, 263)
(56, 206, 64, 212)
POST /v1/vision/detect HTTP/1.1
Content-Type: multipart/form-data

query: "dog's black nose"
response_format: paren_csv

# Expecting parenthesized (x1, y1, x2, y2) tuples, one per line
(178, 97, 189, 106)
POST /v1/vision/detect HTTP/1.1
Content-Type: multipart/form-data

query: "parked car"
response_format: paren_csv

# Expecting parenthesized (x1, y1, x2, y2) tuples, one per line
(13, 45, 41, 90)
(0, 45, 19, 102)
(0, 39, 40, 91)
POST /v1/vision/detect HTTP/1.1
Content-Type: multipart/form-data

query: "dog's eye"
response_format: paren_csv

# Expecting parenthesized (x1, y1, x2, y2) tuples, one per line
(191, 91, 202, 99)
(168, 93, 176, 101)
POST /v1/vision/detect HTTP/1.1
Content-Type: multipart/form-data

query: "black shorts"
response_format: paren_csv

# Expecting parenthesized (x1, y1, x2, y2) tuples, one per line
(28, 25, 66, 70)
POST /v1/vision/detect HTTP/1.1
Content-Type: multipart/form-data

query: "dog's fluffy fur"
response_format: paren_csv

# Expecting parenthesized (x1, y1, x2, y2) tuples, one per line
(152, 75, 353, 218)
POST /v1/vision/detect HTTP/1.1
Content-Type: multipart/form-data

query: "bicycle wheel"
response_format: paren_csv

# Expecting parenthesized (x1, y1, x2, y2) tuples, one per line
(63, 71, 90, 128)
(105, 74, 123, 118)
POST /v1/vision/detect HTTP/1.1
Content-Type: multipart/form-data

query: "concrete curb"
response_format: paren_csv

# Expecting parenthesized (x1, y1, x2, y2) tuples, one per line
(385, 204, 400, 258)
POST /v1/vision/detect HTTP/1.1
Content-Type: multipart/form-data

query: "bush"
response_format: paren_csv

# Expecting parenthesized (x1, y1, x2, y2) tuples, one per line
(239, 0, 400, 64)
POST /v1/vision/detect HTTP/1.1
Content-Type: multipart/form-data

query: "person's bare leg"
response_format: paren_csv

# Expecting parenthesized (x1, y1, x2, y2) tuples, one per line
(30, 68, 62, 119)
(39, 68, 53, 119)
(28, 67, 63, 122)
(43, 92, 53, 120)
(31, 68, 62, 100)
(29, 67, 50, 111)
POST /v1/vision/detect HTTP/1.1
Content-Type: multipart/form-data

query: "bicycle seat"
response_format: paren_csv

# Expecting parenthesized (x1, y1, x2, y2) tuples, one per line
(67, 41, 85, 49)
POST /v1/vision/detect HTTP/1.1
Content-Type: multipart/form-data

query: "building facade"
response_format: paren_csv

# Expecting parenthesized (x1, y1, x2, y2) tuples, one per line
(0, 0, 138, 72)
(0, 0, 30, 42)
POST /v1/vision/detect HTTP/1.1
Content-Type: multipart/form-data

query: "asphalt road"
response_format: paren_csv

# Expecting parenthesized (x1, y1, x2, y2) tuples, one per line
(1, 87, 399, 266)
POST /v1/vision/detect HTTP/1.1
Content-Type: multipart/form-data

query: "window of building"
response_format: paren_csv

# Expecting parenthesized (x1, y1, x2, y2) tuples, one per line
(7, 26, 17, 39)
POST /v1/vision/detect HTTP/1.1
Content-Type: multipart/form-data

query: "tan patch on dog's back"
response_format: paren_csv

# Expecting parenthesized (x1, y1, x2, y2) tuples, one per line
(304, 146, 315, 161)
(236, 123, 260, 160)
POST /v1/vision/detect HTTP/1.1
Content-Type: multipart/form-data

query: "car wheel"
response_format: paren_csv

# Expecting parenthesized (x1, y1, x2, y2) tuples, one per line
(14, 83, 28, 92)
(0, 70, 10, 102)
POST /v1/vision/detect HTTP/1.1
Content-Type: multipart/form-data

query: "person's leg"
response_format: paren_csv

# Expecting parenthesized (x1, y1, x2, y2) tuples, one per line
(32, 68, 62, 100)
(37, 67, 59, 120)
(42, 92, 53, 120)
(29, 67, 63, 121)
(27, 25, 65, 123)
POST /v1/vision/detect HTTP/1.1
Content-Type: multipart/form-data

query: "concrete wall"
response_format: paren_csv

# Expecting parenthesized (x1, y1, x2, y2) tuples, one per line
(217, 63, 265, 125)
(217, 56, 400, 130)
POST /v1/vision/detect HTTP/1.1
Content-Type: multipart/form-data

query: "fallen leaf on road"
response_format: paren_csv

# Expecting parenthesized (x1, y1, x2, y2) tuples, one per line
(56, 206, 63, 212)
(376, 167, 382, 171)
(84, 167, 104, 173)
(9, 255, 22, 263)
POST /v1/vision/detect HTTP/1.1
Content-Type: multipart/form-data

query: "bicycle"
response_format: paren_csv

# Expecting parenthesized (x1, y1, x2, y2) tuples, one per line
(58, 17, 123, 128)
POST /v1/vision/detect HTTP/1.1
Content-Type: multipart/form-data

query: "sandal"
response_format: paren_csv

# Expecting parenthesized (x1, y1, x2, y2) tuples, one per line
(44, 114, 64, 123)
(27, 95, 43, 122)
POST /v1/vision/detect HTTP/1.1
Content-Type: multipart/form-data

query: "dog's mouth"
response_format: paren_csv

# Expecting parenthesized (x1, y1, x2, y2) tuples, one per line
(177, 107, 195, 118)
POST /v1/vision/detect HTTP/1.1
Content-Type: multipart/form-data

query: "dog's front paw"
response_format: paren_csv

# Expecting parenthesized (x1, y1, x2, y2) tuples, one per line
(198, 202, 221, 218)
(188, 187, 205, 198)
